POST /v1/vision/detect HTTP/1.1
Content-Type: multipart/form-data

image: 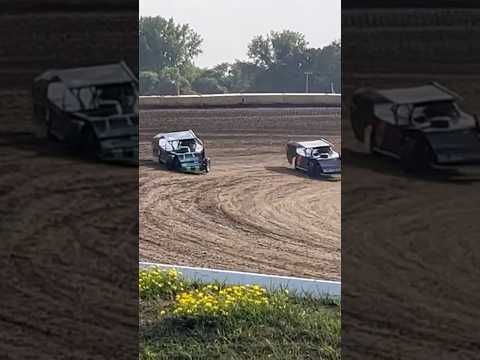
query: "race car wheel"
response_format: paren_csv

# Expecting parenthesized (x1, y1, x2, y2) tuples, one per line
(82, 126, 100, 160)
(307, 161, 320, 177)
(400, 136, 431, 173)
(293, 156, 299, 170)
(173, 157, 181, 171)
(35, 108, 54, 140)
(166, 157, 175, 170)
(364, 125, 376, 154)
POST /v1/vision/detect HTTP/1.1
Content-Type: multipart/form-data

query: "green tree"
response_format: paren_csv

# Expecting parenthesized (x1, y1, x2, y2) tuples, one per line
(138, 19, 340, 95)
(139, 71, 177, 95)
(248, 30, 308, 69)
(308, 40, 341, 93)
(139, 16, 203, 73)
(246, 31, 340, 93)
(245, 31, 308, 92)
(192, 77, 227, 94)
(228, 61, 259, 92)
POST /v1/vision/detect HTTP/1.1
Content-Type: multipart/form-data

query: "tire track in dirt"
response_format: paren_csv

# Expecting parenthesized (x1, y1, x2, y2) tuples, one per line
(1, 94, 138, 358)
(140, 107, 341, 280)
(342, 109, 480, 358)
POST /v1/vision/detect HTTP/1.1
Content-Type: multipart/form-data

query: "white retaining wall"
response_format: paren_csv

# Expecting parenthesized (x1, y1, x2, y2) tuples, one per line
(139, 93, 341, 108)
(140, 262, 341, 298)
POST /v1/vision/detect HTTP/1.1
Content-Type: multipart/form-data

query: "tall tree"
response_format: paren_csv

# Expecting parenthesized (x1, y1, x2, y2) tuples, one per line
(248, 30, 308, 68)
(139, 16, 203, 73)
(246, 30, 310, 92)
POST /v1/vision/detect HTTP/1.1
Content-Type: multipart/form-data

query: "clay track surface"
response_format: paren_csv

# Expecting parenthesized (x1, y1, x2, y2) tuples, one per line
(342, 75, 480, 358)
(140, 107, 341, 280)
(1, 93, 138, 358)
(0, 7, 138, 359)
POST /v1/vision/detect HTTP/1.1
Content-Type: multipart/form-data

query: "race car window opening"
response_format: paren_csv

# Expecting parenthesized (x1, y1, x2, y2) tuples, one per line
(47, 82, 67, 108)
(311, 146, 332, 157)
(296, 147, 306, 156)
(177, 146, 191, 153)
(77, 87, 94, 110)
(394, 104, 411, 126)
(69, 83, 136, 115)
(63, 89, 82, 112)
(179, 139, 198, 152)
(417, 101, 460, 120)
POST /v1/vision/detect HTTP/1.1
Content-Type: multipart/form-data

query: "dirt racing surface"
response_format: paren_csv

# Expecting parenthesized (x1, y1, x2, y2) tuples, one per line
(0, 6, 138, 359)
(342, 117, 480, 359)
(140, 107, 341, 280)
(342, 9, 480, 359)
(1, 90, 139, 359)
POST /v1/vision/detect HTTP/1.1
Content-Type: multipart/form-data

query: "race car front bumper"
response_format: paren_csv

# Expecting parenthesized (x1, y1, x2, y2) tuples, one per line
(99, 146, 139, 165)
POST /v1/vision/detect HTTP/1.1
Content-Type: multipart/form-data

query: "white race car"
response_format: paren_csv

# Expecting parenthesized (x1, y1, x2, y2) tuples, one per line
(287, 139, 341, 177)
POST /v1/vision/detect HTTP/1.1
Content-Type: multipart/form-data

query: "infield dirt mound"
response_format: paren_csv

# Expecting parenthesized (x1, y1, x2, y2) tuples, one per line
(140, 107, 341, 280)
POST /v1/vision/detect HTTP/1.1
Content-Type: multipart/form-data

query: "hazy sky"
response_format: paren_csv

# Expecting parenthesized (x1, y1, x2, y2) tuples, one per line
(140, 0, 341, 68)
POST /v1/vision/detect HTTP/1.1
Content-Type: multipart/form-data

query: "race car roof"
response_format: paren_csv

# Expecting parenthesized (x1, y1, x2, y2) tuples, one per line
(290, 139, 331, 148)
(153, 130, 198, 141)
(36, 62, 137, 88)
(377, 85, 456, 105)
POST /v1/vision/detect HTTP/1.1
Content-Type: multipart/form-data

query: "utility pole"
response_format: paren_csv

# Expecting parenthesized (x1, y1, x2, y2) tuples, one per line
(304, 71, 312, 93)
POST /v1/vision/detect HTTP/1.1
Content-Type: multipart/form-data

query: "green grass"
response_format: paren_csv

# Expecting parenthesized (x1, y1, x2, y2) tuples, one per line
(139, 268, 340, 360)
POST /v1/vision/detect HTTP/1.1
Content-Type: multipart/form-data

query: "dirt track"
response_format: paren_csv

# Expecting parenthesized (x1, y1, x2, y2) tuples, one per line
(0, 7, 138, 358)
(342, 116, 480, 359)
(140, 107, 341, 280)
(342, 9, 480, 358)
(0, 90, 138, 359)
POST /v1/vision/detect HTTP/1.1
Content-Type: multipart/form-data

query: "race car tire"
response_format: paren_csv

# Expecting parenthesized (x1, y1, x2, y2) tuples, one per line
(364, 124, 376, 154)
(81, 126, 100, 160)
(307, 161, 320, 177)
(400, 135, 431, 173)
(34, 108, 55, 140)
(294, 156, 300, 170)
(166, 157, 175, 170)
(173, 157, 181, 171)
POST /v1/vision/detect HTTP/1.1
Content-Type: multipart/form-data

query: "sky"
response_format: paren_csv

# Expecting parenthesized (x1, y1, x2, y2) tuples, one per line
(140, 0, 341, 68)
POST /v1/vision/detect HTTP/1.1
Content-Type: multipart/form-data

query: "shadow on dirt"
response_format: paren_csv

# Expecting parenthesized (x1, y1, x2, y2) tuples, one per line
(139, 159, 169, 172)
(139, 159, 206, 175)
(265, 166, 341, 182)
(342, 148, 480, 185)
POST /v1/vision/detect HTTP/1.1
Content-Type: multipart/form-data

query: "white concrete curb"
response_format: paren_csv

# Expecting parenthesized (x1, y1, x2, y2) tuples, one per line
(139, 93, 341, 108)
(140, 262, 341, 299)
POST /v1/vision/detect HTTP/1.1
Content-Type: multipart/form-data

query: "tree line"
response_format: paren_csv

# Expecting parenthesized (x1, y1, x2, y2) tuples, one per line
(139, 16, 340, 95)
